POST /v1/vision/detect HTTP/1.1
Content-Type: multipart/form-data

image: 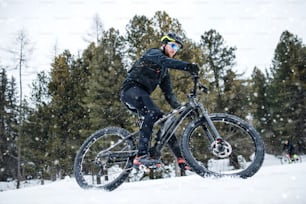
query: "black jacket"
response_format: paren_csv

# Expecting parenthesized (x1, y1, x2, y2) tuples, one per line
(121, 48, 190, 108)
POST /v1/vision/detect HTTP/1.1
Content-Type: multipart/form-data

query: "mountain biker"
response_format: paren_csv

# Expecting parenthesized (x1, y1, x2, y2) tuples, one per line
(282, 139, 295, 159)
(120, 33, 199, 170)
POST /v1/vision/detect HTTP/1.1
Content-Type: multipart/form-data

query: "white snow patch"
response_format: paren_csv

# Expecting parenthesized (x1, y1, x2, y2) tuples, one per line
(1, 154, 305, 204)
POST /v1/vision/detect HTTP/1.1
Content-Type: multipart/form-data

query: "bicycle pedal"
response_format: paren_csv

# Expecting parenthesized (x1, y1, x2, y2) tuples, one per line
(150, 164, 162, 170)
(138, 164, 162, 171)
(139, 165, 151, 172)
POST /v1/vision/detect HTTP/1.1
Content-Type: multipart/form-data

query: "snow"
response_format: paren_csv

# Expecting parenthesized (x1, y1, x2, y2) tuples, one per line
(1, 154, 306, 204)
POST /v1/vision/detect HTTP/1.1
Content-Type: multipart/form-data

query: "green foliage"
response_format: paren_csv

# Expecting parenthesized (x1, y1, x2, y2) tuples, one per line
(200, 29, 236, 111)
(222, 70, 250, 117)
(125, 15, 155, 62)
(82, 28, 130, 131)
(250, 68, 268, 126)
(266, 31, 306, 153)
(0, 68, 19, 181)
(30, 71, 50, 106)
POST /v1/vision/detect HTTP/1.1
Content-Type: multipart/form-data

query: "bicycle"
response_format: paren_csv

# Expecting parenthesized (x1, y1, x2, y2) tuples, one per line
(74, 75, 265, 191)
(280, 152, 302, 164)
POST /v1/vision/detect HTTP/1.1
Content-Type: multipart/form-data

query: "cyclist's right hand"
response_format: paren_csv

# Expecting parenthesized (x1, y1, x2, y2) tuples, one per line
(188, 63, 199, 75)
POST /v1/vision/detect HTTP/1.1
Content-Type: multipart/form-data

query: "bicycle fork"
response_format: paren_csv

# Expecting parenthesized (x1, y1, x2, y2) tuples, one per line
(198, 104, 232, 158)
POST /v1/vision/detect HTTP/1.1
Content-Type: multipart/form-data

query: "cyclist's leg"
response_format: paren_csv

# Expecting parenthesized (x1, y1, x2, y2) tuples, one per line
(121, 86, 162, 156)
(167, 134, 182, 158)
(168, 135, 191, 173)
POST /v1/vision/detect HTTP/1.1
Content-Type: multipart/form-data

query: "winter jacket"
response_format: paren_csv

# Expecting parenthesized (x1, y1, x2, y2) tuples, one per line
(121, 48, 191, 108)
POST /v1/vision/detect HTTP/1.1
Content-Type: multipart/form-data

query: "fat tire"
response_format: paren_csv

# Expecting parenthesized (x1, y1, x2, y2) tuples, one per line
(74, 127, 135, 191)
(181, 113, 265, 178)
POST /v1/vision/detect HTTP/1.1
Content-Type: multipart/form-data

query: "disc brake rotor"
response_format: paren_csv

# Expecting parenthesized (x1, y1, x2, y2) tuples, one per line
(211, 139, 232, 158)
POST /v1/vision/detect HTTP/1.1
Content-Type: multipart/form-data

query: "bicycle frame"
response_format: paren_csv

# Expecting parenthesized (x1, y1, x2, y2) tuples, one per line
(99, 76, 226, 160)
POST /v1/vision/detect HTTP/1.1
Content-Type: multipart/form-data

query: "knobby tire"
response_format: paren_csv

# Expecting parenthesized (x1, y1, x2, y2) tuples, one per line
(181, 113, 265, 178)
(74, 127, 135, 191)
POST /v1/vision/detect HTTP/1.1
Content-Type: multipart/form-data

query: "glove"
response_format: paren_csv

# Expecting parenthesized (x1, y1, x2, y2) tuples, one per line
(188, 63, 199, 75)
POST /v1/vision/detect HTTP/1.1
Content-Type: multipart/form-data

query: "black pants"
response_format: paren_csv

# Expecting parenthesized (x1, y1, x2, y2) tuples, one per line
(121, 86, 182, 158)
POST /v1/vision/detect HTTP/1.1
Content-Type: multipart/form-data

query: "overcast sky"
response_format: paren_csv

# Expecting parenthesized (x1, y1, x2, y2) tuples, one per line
(0, 0, 305, 96)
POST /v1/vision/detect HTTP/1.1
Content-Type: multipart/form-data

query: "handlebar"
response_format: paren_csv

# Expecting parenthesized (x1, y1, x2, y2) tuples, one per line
(191, 74, 208, 97)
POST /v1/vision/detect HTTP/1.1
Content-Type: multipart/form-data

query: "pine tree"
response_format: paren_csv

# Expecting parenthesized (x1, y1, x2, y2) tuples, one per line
(250, 67, 269, 130)
(0, 69, 19, 181)
(292, 46, 306, 152)
(0, 68, 9, 181)
(82, 28, 129, 132)
(30, 71, 50, 106)
(222, 69, 249, 117)
(200, 29, 236, 112)
(7, 29, 33, 188)
(150, 10, 186, 41)
(124, 14, 155, 65)
(20, 71, 52, 181)
(268, 30, 306, 153)
(47, 50, 90, 178)
(249, 67, 276, 152)
(23, 104, 53, 181)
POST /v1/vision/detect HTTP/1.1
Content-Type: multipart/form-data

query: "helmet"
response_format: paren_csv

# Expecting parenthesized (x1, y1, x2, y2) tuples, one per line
(161, 33, 184, 48)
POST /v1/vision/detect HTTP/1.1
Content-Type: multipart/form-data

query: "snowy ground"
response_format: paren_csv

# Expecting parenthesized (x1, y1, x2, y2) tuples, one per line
(1, 154, 305, 204)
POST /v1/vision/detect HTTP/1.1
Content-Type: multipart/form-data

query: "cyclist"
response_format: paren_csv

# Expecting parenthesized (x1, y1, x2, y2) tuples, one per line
(282, 139, 295, 159)
(120, 33, 199, 170)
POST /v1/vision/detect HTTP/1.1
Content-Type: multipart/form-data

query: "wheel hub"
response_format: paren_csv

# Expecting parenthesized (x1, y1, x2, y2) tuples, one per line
(211, 139, 232, 158)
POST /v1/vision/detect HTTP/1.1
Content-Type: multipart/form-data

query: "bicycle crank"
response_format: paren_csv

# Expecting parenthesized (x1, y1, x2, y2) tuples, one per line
(211, 139, 232, 158)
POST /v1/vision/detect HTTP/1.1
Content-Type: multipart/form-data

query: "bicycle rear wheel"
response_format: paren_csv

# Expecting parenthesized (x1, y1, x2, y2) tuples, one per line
(74, 127, 136, 191)
(181, 113, 265, 178)
(294, 155, 302, 163)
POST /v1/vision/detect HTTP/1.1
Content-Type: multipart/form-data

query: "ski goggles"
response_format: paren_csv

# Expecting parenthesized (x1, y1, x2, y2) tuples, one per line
(168, 42, 180, 52)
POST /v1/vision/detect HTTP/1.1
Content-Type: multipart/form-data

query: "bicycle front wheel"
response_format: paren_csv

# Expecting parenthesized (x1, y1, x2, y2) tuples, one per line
(280, 154, 291, 164)
(74, 127, 136, 191)
(181, 113, 265, 178)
